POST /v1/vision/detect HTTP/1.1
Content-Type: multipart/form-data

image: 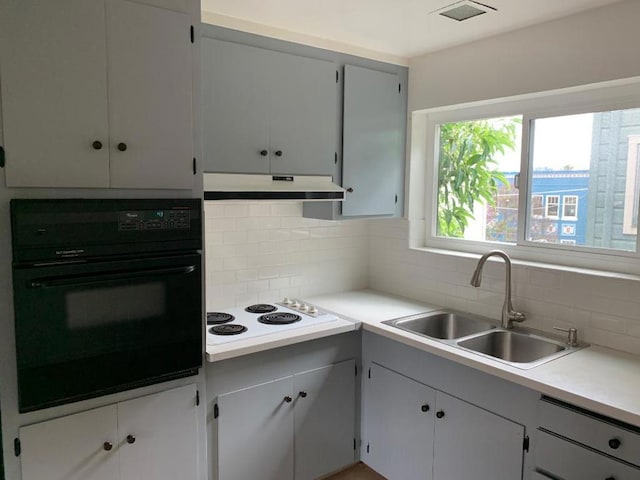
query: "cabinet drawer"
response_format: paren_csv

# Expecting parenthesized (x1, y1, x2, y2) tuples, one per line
(539, 397, 640, 466)
(536, 430, 640, 479)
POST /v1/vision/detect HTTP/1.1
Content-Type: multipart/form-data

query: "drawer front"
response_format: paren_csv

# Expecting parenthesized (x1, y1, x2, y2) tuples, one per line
(536, 430, 640, 479)
(539, 398, 640, 465)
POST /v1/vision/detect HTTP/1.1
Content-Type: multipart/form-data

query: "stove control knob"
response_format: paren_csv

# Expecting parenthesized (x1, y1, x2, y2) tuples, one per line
(282, 297, 293, 305)
(308, 307, 318, 315)
(299, 304, 309, 311)
(291, 301, 301, 308)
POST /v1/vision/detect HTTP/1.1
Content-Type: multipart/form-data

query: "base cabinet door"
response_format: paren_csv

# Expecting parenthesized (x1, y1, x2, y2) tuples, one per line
(19, 385, 199, 480)
(20, 405, 119, 480)
(118, 384, 199, 480)
(217, 376, 295, 480)
(432, 391, 524, 480)
(294, 359, 356, 480)
(363, 363, 436, 480)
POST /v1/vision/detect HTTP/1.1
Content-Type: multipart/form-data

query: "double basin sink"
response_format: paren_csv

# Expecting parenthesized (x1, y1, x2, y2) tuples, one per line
(383, 311, 586, 369)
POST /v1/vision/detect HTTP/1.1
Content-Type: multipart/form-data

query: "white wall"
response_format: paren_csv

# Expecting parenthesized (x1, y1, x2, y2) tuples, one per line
(369, 0, 640, 356)
(204, 201, 369, 309)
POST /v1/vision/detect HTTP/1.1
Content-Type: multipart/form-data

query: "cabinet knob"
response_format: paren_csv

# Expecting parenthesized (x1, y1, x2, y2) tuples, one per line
(260, 149, 268, 156)
(346, 187, 354, 193)
(421, 404, 430, 413)
(284, 396, 292, 403)
(117, 142, 128, 152)
(608, 438, 621, 449)
(299, 391, 307, 398)
(436, 411, 445, 419)
(103, 441, 113, 451)
(126, 434, 136, 444)
(92, 140, 103, 150)
(274, 150, 283, 157)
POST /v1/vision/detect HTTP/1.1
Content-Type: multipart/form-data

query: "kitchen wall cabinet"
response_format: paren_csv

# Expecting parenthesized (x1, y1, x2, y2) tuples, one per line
(0, 0, 194, 189)
(19, 384, 199, 480)
(362, 362, 524, 480)
(216, 359, 355, 480)
(341, 65, 404, 217)
(202, 38, 337, 176)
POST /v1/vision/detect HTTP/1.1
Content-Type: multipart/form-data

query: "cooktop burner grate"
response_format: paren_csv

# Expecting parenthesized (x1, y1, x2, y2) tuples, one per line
(206, 312, 235, 325)
(245, 304, 278, 314)
(209, 324, 248, 335)
(258, 312, 302, 325)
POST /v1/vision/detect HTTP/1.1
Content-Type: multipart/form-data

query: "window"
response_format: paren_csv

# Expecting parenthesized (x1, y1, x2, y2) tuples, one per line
(545, 196, 559, 219)
(424, 79, 640, 271)
(562, 196, 578, 220)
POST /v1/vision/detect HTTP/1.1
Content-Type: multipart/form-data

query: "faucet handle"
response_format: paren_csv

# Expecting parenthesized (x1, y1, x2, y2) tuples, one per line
(553, 326, 578, 347)
(509, 310, 526, 323)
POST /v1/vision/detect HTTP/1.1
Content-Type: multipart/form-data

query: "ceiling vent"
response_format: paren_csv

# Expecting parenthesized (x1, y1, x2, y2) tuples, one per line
(434, 0, 496, 22)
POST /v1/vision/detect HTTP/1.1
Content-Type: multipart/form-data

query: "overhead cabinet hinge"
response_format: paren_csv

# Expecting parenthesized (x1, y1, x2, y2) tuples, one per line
(190, 25, 195, 43)
(214, 403, 219, 419)
(14, 438, 21, 457)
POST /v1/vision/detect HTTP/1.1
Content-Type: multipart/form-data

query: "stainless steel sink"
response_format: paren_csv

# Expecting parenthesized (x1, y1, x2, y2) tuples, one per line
(457, 330, 567, 365)
(383, 311, 496, 340)
(383, 310, 587, 369)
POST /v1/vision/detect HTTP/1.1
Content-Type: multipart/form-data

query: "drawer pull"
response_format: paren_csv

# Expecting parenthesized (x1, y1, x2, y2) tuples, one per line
(605, 477, 616, 480)
(421, 404, 430, 413)
(608, 438, 621, 450)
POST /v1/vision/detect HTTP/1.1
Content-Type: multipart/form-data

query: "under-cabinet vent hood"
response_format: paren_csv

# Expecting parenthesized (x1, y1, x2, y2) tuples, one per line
(204, 174, 345, 201)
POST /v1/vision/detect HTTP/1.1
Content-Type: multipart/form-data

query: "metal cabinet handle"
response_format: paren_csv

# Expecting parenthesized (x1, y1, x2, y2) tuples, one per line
(605, 477, 616, 480)
(92, 140, 103, 150)
(260, 149, 268, 156)
(126, 434, 136, 444)
(284, 396, 292, 403)
(274, 150, 283, 157)
(299, 391, 307, 398)
(117, 142, 127, 152)
(103, 441, 113, 451)
(421, 404, 430, 413)
(608, 438, 621, 449)
(436, 411, 445, 419)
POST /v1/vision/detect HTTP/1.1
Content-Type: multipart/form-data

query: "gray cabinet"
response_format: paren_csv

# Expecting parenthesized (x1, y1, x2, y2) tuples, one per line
(216, 359, 356, 480)
(19, 384, 199, 480)
(342, 65, 404, 217)
(202, 38, 337, 176)
(363, 363, 435, 480)
(0, 0, 194, 189)
(363, 363, 525, 480)
(536, 397, 640, 479)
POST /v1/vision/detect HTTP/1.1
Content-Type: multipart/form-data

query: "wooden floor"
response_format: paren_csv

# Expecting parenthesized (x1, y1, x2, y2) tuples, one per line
(324, 463, 386, 480)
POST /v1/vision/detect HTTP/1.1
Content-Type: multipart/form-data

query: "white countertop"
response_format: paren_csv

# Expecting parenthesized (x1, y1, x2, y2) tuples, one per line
(305, 289, 640, 428)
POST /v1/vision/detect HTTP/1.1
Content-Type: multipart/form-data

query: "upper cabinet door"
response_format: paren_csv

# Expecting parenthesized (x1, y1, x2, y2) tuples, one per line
(202, 39, 271, 174)
(118, 384, 199, 480)
(268, 51, 337, 176)
(294, 359, 356, 480)
(107, 0, 194, 189)
(0, 0, 110, 188)
(342, 65, 404, 216)
(20, 405, 119, 480)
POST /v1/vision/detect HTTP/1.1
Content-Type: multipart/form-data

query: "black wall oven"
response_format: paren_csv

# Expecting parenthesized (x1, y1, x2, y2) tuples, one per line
(10, 199, 202, 412)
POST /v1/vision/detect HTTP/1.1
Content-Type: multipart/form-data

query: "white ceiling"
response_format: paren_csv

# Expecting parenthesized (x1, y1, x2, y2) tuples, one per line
(201, 0, 623, 61)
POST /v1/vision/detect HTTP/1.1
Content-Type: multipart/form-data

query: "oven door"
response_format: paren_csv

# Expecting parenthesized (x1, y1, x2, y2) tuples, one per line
(12, 253, 202, 412)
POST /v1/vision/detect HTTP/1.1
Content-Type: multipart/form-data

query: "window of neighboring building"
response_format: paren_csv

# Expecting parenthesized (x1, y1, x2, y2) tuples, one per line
(562, 195, 578, 220)
(424, 79, 640, 271)
(545, 195, 560, 219)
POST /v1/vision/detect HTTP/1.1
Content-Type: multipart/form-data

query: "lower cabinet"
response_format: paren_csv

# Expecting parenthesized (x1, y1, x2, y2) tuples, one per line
(216, 359, 356, 480)
(363, 363, 525, 480)
(19, 384, 199, 480)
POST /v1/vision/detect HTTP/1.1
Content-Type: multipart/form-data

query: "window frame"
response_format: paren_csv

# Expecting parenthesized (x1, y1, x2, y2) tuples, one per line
(421, 77, 640, 273)
(545, 195, 560, 219)
(562, 195, 578, 221)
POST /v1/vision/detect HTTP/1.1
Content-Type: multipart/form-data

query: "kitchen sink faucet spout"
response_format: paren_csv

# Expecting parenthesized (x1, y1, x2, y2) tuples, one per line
(470, 250, 526, 329)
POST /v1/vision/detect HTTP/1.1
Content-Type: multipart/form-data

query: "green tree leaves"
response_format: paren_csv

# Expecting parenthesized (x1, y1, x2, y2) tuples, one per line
(437, 118, 519, 237)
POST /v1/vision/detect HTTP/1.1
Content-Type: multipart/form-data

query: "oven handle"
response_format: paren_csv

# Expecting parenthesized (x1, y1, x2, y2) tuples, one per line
(29, 265, 196, 289)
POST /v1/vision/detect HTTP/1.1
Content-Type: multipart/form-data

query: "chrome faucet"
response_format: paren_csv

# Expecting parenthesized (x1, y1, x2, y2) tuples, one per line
(470, 250, 526, 329)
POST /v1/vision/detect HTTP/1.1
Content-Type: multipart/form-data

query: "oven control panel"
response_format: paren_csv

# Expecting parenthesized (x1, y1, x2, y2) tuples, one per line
(118, 209, 191, 231)
(278, 298, 323, 317)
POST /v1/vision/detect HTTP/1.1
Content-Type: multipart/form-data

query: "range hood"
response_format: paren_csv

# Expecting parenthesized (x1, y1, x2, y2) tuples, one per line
(204, 174, 345, 201)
